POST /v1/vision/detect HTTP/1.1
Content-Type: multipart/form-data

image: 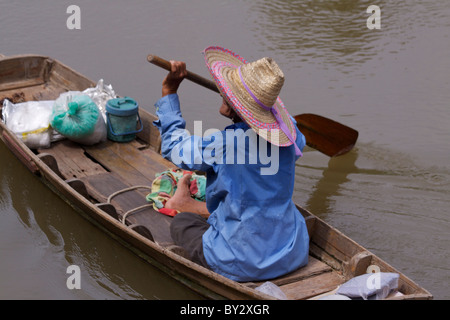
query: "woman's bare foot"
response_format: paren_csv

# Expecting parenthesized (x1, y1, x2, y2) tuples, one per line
(166, 174, 192, 210)
(166, 174, 210, 218)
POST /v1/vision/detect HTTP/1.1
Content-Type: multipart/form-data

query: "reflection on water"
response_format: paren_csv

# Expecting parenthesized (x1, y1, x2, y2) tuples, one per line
(250, 0, 447, 73)
(250, 0, 384, 71)
(303, 149, 359, 217)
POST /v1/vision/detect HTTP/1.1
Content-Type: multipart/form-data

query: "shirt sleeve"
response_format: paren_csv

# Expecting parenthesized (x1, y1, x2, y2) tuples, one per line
(153, 94, 218, 172)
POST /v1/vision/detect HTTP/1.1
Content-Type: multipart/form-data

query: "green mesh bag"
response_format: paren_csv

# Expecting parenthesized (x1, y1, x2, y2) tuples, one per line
(51, 92, 99, 140)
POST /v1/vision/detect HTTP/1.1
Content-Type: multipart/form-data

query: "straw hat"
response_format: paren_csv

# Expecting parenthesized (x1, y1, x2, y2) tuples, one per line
(203, 46, 301, 155)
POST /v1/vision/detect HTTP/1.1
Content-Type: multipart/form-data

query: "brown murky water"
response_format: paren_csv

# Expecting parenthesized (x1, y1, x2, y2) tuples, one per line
(1, 0, 449, 299)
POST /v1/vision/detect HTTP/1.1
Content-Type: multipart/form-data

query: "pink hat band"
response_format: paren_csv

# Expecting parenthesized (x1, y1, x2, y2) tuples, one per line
(238, 66, 302, 156)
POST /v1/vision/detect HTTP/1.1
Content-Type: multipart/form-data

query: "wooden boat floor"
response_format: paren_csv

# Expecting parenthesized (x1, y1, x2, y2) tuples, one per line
(37, 138, 346, 298)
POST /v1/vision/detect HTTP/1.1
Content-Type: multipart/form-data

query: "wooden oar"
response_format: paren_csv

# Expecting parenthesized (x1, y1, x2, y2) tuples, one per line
(294, 114, 358, 157)
(147, 54, 358, 157)
(148, 54, 220, 93)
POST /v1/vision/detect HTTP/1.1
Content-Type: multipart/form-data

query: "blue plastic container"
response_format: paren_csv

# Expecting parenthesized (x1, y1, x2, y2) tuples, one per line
(106, 97, 143, 142)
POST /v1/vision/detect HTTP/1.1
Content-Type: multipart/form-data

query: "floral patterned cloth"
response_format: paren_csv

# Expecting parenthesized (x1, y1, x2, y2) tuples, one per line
(146, 169, 206, 217)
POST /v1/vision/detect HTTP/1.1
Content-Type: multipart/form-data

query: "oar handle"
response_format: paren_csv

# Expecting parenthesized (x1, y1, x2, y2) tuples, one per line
(147, 54, 220, 94)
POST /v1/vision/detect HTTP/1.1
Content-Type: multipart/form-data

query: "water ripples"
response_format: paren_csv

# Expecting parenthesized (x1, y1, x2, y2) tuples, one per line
(249, 0, 448, 73)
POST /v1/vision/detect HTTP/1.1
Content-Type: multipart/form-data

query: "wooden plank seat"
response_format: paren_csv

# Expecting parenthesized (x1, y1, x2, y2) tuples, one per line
(79, 139, 178, 245)
(38, 139, 107, 180)
(244, 255, 345, 299)
(83, 139, 177, 185)
(280, 270, 344, 300)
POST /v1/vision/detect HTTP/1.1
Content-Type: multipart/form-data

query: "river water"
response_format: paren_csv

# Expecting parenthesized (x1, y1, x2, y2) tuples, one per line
(0, 0, 449, 299)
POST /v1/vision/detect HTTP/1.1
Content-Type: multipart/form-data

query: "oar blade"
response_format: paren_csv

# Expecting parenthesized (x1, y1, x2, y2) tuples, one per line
(295, 114, 358, 157)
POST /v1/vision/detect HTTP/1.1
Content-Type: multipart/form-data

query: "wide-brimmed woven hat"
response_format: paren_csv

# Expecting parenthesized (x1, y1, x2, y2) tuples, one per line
(203, 46, 301, 156)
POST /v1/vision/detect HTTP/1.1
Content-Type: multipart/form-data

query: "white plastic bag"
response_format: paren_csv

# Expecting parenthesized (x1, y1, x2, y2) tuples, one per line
(255, 281, 287, 300)
(2, 99, 63, 149)
(336, 272, 399, 300)
(82, 79, 117, 122)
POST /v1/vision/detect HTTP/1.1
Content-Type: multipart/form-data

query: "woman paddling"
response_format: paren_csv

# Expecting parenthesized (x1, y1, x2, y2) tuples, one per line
(153, 46, 309, 282)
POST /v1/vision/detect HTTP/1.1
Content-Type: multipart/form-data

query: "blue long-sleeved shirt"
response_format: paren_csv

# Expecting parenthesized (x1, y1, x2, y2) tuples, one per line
(153, 94, 309, 282)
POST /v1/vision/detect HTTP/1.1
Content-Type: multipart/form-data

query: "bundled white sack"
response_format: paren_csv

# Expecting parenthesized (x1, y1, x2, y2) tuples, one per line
(2, 99, 63, 149)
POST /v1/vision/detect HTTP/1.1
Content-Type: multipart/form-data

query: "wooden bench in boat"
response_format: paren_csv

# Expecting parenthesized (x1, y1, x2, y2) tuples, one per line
(244, 256, 345, 300)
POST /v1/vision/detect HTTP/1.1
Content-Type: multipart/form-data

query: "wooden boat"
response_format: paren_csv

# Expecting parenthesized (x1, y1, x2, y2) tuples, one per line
(0, 54, 432, 300)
